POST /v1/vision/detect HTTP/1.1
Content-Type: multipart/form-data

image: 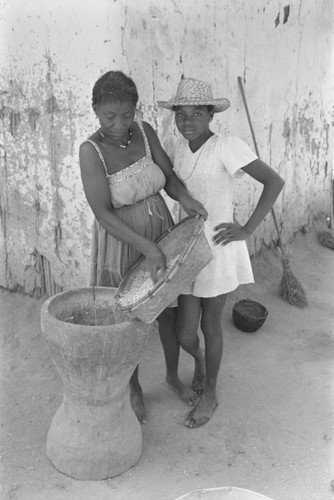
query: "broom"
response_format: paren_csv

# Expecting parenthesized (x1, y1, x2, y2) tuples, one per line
(316, 214, 334, 249)
(237, 76, 308, 308)
(317, 230, 334, 250)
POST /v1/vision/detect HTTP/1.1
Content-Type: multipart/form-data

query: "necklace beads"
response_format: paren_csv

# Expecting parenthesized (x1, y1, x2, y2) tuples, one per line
(100, 129, 132, 149)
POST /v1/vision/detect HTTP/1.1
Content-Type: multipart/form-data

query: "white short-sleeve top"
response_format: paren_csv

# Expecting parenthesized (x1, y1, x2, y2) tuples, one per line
(173, 134, 258, 297)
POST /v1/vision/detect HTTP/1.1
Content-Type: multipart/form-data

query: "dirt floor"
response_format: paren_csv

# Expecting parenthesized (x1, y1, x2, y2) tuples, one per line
(1, 227, 334, 500)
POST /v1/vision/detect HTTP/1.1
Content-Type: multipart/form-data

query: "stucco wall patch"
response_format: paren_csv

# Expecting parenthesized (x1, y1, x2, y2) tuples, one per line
(0, 0, 333, 294)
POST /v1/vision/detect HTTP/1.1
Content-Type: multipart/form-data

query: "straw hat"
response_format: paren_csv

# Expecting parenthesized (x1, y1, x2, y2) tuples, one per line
(158, 77, 230, 113)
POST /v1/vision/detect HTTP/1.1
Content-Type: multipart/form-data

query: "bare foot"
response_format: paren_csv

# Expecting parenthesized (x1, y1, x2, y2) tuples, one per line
(191, 349, 206, 394)
(130, 385, 147, 424)
(166, 376, 199, 406)
(184, 391, 218, 429)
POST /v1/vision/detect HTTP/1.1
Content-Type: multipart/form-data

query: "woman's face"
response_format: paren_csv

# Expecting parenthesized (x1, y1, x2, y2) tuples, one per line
(94, 100, 136, 141)
(174, 105, 212, 142)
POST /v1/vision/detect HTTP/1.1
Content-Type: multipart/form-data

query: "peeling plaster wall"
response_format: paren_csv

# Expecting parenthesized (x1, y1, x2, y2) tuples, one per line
(0, 0, 333, 296)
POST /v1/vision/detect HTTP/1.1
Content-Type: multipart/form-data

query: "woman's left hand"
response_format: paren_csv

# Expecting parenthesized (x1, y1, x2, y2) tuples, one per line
(180, 194, 208, 219)
(213, 217, 252, 246)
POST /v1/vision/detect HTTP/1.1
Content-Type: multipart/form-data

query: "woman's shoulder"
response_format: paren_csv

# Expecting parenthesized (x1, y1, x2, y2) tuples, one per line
(140, 120, 163, 154)
(80, 131, 101, 149)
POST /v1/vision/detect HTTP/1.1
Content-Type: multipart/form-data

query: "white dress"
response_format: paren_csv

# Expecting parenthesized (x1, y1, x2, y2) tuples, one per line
(173, 134, 257, 297)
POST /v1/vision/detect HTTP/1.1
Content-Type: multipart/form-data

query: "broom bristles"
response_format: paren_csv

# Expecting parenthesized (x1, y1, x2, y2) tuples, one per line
(279, 268, 308, 308)
(317, 231, 334, 250)
(278, 248, 308, 308)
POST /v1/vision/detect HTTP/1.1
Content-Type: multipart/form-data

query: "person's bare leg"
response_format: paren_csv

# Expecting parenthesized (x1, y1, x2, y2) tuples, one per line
(191, 346, 206, 395)
(177, 295, 206, 394)
(184, 293, 228, 428)
(130, 365, 146, 424)
(158, 307, 195, 405)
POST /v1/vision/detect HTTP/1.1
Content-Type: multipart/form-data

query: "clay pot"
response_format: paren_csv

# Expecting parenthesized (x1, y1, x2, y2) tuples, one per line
(40, 287, 154, 480)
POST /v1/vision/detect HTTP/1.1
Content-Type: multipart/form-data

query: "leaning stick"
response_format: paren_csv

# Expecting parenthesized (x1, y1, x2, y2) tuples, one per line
(237, 76, 308, 307)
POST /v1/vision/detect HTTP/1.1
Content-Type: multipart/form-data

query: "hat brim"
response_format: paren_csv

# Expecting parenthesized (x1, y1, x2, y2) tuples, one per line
(157, 97, 230, 113)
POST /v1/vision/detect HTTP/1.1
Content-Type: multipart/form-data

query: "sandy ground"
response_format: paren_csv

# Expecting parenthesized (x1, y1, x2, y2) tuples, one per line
(1, 227, 334, 500)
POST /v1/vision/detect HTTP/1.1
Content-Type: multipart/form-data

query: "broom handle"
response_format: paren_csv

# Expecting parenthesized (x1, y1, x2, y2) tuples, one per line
(237, 76, 284, 253)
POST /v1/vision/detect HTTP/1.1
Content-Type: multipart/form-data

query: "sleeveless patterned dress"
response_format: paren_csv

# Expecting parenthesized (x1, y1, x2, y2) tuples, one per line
(85, 121, 174, 287)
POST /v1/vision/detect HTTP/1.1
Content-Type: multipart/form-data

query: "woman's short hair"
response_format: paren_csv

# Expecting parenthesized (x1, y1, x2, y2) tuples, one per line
(92, 71, 138, 107)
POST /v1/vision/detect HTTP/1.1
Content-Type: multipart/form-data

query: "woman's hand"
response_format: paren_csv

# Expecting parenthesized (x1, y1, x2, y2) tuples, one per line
(144, 242, 167, 283)
(213, 217, 252, 246)
(179, 193, 208, 219)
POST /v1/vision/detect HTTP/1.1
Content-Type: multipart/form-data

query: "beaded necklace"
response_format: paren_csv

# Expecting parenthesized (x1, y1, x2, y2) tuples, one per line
(99, 129, 132, 149)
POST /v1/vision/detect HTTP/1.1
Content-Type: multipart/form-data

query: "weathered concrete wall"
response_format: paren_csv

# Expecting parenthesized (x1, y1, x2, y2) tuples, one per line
(0, 0, 333, 296)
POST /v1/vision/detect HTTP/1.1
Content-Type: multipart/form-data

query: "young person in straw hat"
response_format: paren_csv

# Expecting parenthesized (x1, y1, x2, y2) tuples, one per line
(158, 77, 284, 428)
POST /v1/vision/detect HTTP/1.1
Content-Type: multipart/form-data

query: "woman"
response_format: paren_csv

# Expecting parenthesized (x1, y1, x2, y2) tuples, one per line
(79, 71, 207, 423)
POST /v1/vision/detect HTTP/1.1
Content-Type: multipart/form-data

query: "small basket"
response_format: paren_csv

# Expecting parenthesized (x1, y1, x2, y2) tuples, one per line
(232, 299, 268, 333)
(115, 216, 213, 323)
